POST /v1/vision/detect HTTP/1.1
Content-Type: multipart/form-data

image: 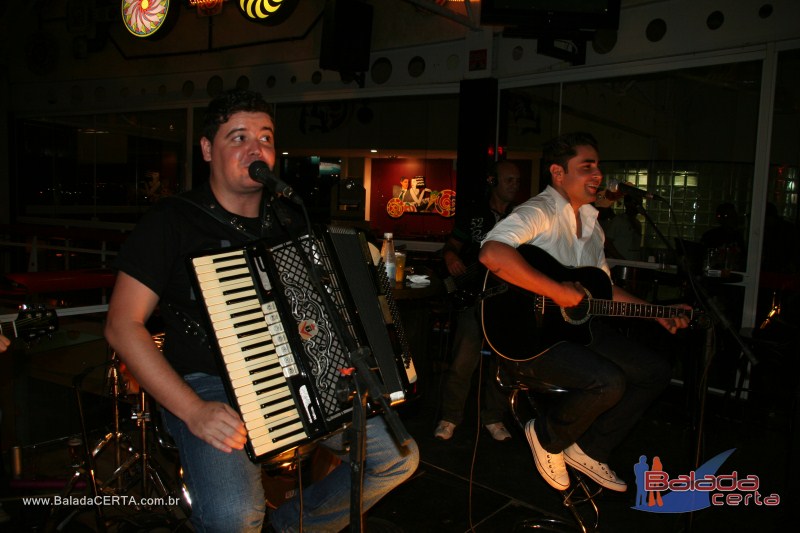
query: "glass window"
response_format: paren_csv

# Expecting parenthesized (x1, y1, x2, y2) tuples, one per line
(501, 61, 762, 268)
(15, 109, 187, 223)
(758, 48, 800, 328)
(766, 48, 800, 259)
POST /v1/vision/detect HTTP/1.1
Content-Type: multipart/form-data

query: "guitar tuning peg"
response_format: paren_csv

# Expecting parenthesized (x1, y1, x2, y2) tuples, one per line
(8, 305, 58, 344)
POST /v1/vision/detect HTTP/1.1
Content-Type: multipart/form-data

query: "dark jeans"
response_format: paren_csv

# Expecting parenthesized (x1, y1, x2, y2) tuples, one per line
(440, 306, 508, 426)
(164, 374, 420, 533)
(504, 321, 672, 462)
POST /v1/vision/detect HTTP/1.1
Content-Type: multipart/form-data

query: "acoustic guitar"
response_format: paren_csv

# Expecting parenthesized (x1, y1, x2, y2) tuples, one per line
(480, 245, 692, 361)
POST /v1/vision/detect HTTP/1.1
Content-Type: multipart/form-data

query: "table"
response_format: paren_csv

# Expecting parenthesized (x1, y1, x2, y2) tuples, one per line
(391, 272, 444, 301)
(391, 270, 446, 398)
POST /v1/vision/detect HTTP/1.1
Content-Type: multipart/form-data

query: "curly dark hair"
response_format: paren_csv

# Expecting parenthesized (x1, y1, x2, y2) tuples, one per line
(542, 131, 599, 172)
(201, 89, 274, 142)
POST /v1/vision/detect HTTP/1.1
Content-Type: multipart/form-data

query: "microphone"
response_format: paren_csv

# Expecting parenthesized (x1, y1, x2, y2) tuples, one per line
(606, 178, 665, 202)
(248, 160, 301, 205)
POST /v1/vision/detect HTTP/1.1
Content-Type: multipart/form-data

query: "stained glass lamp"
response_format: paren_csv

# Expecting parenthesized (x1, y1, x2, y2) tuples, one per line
(122, 0, 172, 38)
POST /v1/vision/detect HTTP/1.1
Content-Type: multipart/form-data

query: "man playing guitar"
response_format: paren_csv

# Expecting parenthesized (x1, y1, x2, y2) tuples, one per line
(479, 132, 691, 492)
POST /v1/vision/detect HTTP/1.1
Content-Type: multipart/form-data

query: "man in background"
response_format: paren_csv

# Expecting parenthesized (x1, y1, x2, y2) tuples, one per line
(435, 160, 520, 442)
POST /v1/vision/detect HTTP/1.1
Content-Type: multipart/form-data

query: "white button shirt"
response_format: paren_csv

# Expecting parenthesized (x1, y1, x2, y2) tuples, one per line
(481, 185, 612, 279)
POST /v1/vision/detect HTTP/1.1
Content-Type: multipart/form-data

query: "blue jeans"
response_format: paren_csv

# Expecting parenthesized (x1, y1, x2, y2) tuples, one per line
(440, 306, 508, 426)
(163, 373, 419, 533)
(504, 321, 672, 462)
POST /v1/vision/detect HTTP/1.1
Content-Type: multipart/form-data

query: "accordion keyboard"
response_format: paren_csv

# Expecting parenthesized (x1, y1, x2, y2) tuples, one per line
(192, 249, 309, 458)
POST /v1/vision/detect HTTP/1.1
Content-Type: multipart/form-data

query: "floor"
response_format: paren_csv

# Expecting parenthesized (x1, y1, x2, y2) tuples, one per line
(0, 311, 796, 533)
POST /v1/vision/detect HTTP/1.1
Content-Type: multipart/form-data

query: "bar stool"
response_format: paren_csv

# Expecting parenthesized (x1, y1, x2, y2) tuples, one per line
(491, 354, 602, 533)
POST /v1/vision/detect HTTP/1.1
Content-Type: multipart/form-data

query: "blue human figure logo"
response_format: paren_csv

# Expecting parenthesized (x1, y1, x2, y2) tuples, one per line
(633, 455, 649, 507)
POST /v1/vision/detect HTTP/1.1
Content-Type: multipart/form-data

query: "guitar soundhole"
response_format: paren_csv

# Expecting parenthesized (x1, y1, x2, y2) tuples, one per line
(560, 287, 591, 325)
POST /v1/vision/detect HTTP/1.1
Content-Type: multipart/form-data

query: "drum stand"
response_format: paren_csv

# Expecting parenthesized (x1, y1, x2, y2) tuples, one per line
(46, 353, 189, 531)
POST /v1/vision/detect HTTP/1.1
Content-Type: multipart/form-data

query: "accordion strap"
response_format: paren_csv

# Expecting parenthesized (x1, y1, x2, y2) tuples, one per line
(170, 190, 263, 240)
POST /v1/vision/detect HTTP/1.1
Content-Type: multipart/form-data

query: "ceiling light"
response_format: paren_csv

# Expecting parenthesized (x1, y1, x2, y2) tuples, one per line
(190, 0, 224, 16)
(121, 0, 174, 38)
(238, 0, 300, 25)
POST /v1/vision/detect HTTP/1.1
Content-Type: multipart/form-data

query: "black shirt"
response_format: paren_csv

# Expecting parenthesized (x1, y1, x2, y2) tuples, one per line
(115, 182, 301, 376)
(449, 200, 511, 291)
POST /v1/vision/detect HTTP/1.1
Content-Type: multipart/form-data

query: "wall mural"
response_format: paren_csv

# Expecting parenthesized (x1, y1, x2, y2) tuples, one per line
(386, 176, 455, 218)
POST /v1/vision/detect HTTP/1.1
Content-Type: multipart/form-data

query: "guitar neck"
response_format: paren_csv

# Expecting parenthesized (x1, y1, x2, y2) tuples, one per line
(588, 299, 692, 320)
(0, 319, 20, 339)
(444, 262, 483, 293)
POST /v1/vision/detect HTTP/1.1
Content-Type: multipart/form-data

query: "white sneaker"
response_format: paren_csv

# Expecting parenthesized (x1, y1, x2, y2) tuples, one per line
(484, 422, 512, 441)
(525, 419, 569, 490)
(563, 443, 627, 492)
(434, 420, 456, 440)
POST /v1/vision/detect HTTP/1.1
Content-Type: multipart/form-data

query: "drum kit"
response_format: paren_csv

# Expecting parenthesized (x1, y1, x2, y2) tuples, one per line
(47, 333, 335, 530)
(46, 333, 191, 531)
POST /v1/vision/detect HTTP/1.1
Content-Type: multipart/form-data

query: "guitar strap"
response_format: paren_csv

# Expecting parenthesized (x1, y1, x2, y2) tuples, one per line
(162, 186, 271, 354)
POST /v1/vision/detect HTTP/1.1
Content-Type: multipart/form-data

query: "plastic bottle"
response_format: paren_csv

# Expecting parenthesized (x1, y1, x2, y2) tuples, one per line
(381, 232, 396, 282)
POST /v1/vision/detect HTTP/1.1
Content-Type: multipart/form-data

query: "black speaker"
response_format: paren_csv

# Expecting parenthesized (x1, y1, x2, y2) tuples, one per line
(319, 0, 373, 74)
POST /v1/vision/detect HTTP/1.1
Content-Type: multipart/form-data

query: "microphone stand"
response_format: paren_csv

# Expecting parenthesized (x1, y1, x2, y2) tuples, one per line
(268, 190, 411, 533)
(636, 202, 758, 532)
(346, 347, 412, 531)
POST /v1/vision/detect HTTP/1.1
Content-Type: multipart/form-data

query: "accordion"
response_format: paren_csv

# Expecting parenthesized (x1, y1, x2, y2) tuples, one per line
(189, 226, 417, 463)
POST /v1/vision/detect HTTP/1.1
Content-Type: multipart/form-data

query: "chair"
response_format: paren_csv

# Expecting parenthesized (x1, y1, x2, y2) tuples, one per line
(491, 354, 602, 533)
